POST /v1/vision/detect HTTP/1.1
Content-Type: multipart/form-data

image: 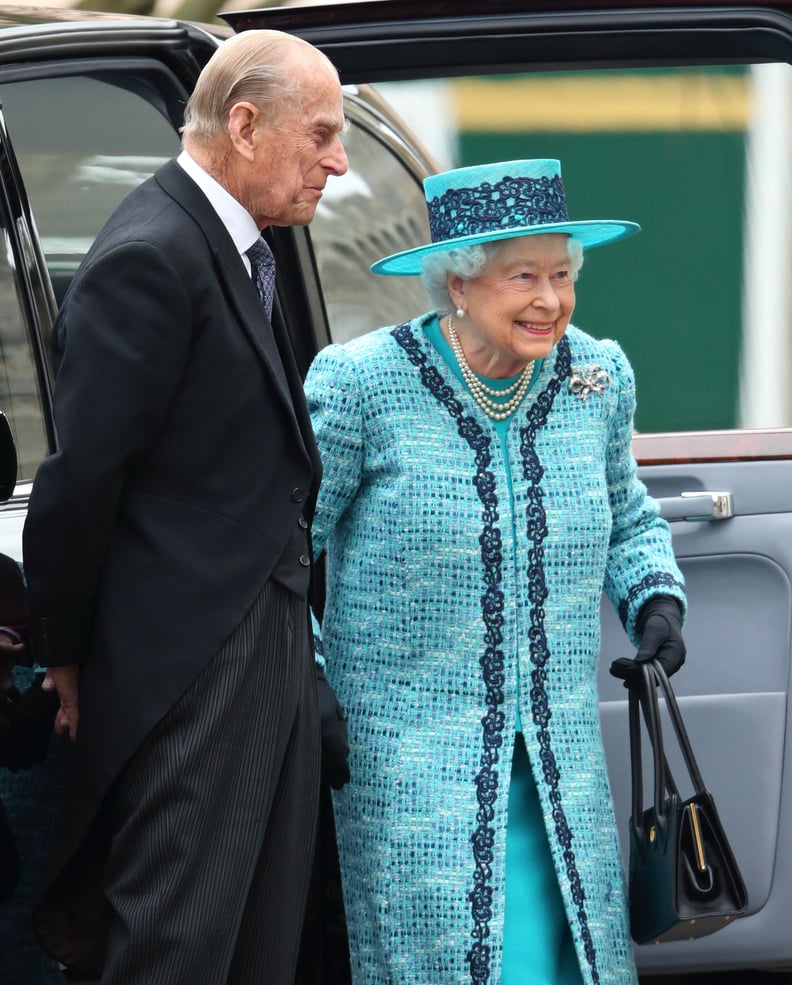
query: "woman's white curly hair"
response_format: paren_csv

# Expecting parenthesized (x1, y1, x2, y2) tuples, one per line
(420, 236, 584, 313)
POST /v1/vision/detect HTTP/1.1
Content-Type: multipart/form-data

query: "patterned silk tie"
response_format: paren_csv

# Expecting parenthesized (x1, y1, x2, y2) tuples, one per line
(246, 237, 276, 320)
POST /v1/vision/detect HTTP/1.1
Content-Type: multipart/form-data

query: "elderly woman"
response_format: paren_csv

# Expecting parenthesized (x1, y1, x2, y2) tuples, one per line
(306, 159, 686, 985)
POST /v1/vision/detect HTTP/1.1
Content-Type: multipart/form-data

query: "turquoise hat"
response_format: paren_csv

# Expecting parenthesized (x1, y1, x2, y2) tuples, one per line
(370, 158, 640, 276)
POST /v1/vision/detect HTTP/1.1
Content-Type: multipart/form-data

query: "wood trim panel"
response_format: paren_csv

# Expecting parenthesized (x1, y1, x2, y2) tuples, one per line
(633, 429, 792, 466)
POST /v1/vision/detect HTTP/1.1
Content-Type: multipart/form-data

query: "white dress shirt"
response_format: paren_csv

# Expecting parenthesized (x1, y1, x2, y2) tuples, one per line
(177, 149, 262, 275)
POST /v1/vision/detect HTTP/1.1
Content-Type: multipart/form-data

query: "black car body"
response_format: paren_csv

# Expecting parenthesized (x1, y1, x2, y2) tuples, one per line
(2, 1, 792, 980)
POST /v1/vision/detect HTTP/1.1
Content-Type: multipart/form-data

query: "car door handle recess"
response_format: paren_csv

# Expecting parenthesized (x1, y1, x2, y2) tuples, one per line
(657, 491, 734, 522)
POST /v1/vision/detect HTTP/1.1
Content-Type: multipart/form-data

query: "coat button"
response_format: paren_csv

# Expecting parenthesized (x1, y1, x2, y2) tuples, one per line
(291, 487, 305, 503)
(299, 554, 311, 567)
(298, 515, 308, 529)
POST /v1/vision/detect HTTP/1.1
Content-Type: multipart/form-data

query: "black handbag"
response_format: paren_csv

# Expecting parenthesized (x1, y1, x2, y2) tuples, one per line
(627, 659, 747, 944)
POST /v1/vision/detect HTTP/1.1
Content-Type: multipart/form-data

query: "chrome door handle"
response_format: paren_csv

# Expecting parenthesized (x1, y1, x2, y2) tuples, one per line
(656, 491, 733, 522)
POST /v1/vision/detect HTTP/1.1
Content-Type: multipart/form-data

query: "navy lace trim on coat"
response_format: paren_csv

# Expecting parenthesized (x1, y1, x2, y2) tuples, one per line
(393, 323, 504, 984)
(517, 334, 600, 984)
(393, 325, 603, 984)
(618, 572, 685, 627)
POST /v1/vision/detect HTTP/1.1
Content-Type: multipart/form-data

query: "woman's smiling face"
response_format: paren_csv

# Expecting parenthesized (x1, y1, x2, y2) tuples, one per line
(448, 233, 577, 378)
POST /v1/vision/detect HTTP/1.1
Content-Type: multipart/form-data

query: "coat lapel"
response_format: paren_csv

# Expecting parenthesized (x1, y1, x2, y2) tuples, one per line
(219, 246, 321, 492)
(154, 161, 296, 422)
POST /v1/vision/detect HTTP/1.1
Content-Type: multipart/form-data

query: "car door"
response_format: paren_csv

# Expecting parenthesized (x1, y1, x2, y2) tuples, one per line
(0, 102, 53, 558)
(225, 2, 792, 978)
(0, 15, 224, 559)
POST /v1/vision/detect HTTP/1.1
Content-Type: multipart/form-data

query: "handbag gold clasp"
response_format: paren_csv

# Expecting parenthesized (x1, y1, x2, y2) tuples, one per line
(689, 802, 707, 872)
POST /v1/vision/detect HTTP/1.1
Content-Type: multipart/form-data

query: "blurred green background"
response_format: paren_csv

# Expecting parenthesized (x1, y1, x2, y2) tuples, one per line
(451, 69, 749, 433)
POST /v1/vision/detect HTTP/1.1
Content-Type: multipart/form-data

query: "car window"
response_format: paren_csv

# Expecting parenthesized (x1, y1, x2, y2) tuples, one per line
(358, 63, 791, 436)
(309, 108, 432, 344)
(0, 217, 47, 482)
(0, 74, 181, 305)
(0, 72, 183, 485)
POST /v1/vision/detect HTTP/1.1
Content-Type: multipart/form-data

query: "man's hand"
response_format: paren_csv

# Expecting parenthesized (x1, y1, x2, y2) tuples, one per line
(42, 664, 80, 740)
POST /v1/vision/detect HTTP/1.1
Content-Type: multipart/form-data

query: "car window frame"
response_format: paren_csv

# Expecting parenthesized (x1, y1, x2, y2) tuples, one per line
(0, 106, 58, 450)
(273, 82, 439, 373)
(0, 29, 222, 436)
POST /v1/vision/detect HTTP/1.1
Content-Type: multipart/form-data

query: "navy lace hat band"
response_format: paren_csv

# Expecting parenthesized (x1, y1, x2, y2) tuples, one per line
(371, 158, 640, 276)
(428, 173, 569, 242)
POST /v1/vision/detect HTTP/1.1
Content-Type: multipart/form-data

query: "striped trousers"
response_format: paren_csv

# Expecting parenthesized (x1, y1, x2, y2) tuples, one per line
(100, 579, 320, 985)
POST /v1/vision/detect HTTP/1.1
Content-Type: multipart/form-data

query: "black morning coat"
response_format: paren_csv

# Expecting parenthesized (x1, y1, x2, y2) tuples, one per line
(21, 158, 321, 972)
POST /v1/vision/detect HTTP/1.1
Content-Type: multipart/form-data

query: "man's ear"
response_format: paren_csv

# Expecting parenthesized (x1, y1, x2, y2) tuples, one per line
(227, 102, 259, 162)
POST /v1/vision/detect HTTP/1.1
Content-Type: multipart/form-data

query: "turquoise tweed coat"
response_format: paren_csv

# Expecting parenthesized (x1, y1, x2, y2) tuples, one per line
(306, 313, 685, 985)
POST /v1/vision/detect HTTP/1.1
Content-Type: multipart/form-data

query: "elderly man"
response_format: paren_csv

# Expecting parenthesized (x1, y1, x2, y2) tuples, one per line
(22, 29, 348, 985)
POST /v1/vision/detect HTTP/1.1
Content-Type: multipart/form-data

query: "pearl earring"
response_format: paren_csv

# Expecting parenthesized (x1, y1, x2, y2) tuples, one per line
(456, 307, 465, 319)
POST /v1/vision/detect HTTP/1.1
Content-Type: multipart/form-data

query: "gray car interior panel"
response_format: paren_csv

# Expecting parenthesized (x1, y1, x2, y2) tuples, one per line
(599, 460, 792, 969)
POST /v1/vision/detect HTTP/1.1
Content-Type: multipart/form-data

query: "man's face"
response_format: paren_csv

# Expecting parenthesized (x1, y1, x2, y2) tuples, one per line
(244, 56, 348, 228)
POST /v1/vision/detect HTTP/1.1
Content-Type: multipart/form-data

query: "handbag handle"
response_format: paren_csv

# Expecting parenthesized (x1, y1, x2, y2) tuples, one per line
(650, 660, 707, 794)
(629, 661, 668, 845)
(629, 658, 708, 845)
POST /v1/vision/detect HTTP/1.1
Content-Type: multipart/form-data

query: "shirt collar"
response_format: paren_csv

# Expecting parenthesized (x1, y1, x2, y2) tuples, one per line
(177, 150, 262, 264)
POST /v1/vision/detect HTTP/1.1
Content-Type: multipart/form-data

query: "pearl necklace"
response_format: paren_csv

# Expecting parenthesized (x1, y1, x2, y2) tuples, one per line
(447, 315, 535, 421)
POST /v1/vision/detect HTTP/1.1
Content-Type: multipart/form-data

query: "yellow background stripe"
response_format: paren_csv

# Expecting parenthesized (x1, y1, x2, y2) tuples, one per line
(452, 74, 749, 131)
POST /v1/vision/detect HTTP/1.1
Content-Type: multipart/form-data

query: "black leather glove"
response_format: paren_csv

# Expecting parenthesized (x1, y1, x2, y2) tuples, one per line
(315, 664, 350, 790)
(610, 595, 686, 686)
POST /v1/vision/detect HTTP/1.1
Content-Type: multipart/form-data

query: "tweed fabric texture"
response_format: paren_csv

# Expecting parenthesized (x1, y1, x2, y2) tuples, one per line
(305, 313, 685, 985)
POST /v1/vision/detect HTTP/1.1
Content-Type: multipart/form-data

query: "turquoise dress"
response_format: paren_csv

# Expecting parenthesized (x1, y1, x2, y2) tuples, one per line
(306, 311, 685, 985)
(424, 318, 581, 985)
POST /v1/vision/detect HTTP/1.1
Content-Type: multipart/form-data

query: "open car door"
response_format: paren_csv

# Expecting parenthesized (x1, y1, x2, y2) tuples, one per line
(223, 1, 792, 977)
